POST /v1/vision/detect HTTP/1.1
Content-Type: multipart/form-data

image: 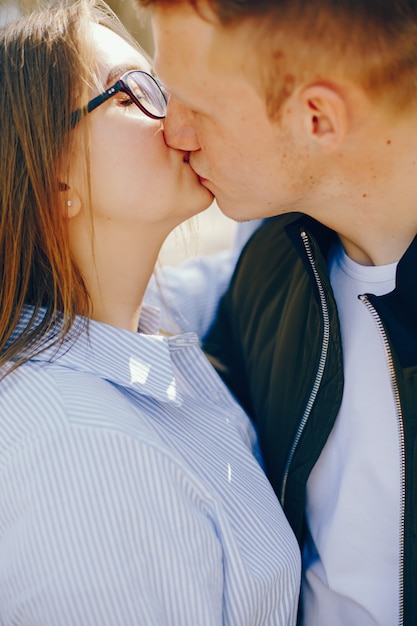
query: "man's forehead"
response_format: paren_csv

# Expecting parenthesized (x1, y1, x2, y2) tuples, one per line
(152, 2, 214, 70)
(152, 3, 258, 82)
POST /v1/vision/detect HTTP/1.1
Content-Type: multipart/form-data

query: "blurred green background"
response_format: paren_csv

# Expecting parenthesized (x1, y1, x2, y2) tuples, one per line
(103, 0, 154, 54)
(0, 0, 155, 54)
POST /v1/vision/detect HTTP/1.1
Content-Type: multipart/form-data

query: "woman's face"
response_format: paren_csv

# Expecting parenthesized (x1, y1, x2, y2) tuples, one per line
(71, 23, 213, 233)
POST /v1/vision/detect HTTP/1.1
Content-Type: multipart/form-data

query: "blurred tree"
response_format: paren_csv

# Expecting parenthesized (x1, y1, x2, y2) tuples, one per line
(107, 0, 154, 54)
(0, 0, 154, 54)
(0, 0, 22, 24)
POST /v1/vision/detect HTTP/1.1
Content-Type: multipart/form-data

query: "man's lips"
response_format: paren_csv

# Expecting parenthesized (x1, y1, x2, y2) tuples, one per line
(183, 152, 208, 184)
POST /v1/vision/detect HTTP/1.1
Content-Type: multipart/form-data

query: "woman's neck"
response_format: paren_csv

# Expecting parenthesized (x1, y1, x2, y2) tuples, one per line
(70, 218, 173, 332)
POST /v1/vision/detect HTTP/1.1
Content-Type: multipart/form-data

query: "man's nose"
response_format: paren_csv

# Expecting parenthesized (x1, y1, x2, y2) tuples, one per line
(163, 97, 200, 152)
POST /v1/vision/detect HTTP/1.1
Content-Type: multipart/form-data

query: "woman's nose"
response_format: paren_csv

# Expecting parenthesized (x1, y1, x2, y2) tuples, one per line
(163, 96, 200, 152)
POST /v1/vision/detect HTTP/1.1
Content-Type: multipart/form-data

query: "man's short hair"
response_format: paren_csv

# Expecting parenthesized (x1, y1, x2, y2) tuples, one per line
(137, 0, 417, 115)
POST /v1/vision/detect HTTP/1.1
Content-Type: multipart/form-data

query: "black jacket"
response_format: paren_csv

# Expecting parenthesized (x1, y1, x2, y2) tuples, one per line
(204, 213, 417, 625)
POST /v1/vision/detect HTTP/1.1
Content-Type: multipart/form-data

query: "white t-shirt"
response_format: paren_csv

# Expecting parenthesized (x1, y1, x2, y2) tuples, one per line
(302, 243, 401, 626)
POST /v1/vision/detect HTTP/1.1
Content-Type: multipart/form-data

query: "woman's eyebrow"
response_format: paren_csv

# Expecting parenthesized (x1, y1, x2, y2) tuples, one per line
(104, 62, 155, 88)
(105, 64, 136, 87)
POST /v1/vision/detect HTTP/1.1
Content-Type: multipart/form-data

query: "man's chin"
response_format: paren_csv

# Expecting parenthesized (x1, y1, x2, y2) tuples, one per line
(215, 195, 286, 222)
(214, 196, 253, 220)
(194, 178, 270, 219)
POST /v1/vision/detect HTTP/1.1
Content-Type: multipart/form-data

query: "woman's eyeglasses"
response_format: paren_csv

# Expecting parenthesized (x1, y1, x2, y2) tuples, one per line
(71, 70, 167, 127)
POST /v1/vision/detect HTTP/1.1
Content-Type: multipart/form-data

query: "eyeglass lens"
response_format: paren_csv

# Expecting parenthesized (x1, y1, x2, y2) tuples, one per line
(124, 72, 167, 118)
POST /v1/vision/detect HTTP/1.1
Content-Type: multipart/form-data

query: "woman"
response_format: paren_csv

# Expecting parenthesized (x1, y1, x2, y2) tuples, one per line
(0, 1, 300, 623)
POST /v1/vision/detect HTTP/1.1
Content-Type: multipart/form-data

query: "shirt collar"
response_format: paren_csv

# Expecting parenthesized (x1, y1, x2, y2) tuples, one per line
(17, 305, 184, 406)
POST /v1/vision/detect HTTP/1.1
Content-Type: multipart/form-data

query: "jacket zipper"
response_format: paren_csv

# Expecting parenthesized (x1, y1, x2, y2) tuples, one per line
(359, 294, 405, 626)
(280, 230, 331, 506)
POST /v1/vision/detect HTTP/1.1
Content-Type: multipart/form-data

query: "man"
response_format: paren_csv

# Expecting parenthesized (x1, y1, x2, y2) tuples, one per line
(138, 1, 417, 624)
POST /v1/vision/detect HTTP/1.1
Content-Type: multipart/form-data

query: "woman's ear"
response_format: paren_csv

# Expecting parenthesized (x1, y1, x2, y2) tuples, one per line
(58, 182, 82, 219)
(299, 84, 348, 153)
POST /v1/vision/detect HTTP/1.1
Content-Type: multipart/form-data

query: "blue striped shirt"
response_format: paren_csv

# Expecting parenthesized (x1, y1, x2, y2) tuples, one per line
(0, 305, 300, 625)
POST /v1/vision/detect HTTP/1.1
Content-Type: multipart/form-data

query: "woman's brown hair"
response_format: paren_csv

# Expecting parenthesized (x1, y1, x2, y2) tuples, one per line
(0, 0, 135, 374)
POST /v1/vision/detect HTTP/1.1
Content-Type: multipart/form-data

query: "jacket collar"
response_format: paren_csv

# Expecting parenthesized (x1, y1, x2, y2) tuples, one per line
(367, 234, 417, 368)
(287, 214, 417, 368)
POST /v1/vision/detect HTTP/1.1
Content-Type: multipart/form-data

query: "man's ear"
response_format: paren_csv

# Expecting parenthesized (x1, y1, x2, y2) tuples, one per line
(299, 84, 348, 153)
(58, 182, 82, 219)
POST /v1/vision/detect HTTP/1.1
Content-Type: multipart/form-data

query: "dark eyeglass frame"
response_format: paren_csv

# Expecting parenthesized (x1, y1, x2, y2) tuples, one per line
(71, 70, 167, 127)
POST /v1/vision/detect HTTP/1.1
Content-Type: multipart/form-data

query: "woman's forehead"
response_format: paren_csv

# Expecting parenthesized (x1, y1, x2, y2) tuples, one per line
(89, 23, 152, 79)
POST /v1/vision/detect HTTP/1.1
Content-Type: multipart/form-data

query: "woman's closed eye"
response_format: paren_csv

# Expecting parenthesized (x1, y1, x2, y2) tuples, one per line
(118, 93, 136, 107)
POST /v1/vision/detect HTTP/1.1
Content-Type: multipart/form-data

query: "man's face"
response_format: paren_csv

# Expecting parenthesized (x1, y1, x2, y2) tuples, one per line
(152, 3, 308, 221)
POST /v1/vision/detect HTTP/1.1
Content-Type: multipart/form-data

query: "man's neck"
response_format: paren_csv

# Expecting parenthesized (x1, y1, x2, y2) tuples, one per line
(339, 229, 416, 267)
(311, 113, 417, 266)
